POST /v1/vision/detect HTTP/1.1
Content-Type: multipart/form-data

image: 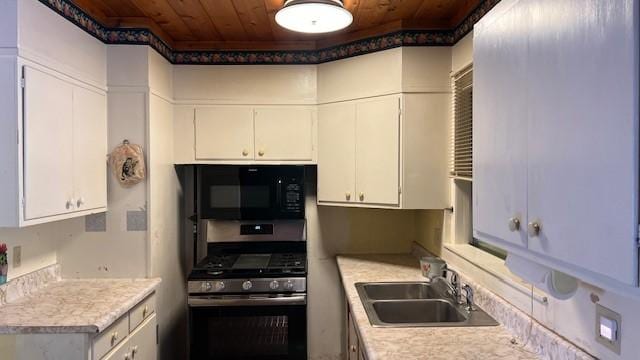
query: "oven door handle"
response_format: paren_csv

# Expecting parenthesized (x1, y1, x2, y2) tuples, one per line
(188, 294, 307, 307)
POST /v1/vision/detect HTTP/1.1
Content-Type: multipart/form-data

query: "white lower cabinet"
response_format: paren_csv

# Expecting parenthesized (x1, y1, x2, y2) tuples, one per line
(318, 94, 449, 209)
(0, 62, 107, 227)
(473, 0, 639, 288)
(347, 306, 367, 360)
(95, 294, 157, 360)
(102, 315, 157, 360)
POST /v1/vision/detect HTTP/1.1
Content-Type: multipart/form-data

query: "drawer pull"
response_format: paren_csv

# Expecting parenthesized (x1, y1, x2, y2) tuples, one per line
(111, 331, 119, 345)
(350, 345, 357, 353)
(142, 305, 149, 318)
(131, 346, 139, 358)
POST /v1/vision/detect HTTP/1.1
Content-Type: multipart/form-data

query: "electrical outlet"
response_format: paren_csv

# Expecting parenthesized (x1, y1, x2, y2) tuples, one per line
(596, 304, 621, 354)
(13, 246, 21, 268)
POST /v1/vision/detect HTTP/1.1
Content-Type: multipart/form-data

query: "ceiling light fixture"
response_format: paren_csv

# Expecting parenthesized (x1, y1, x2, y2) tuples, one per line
(275, 0, 353, 34)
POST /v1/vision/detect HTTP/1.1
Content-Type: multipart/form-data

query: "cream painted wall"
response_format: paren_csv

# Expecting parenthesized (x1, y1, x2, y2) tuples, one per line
(416, 29, 640, 360)
(173, 64, 317, 105)
(57, 46, 149, 279)
(317, 47, 451, 104)
(148, 92, 186, 360)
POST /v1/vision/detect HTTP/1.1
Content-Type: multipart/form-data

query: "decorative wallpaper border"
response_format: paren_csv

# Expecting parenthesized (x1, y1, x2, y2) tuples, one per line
(37, 0, 500, 65)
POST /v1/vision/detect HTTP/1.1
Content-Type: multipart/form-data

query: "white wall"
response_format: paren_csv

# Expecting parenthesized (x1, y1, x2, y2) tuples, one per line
(425, 30, 640, 360)
(57, 46, 148, 279)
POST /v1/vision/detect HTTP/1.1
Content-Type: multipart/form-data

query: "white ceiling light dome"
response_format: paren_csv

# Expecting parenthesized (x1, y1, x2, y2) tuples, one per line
(275, 0, 353, 34)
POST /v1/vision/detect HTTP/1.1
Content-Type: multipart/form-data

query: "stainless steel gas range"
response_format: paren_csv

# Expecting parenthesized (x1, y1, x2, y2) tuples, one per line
(188, 218, 307, 359)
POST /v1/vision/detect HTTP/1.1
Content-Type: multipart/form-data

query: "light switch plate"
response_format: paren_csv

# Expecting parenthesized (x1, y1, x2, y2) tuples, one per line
(595, 304, 621, 354)
(13, 246, 21, 268)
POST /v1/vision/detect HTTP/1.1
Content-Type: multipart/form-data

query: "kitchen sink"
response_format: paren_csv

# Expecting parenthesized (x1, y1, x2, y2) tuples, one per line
(359, 282, 440, 300)
(355, 282, 499, 327)
(373, 299, 467, 324)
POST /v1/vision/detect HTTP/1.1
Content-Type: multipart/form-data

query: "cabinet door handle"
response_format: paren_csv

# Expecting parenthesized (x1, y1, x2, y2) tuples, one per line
(258, 149, 265, 157)
(508, 217, 521, 231)
(65, 200, 74, 210)
(242, 149, 249, 157)
(528, 221, 541, 237)
(76, 197, 84, 208)
(359, 192, 364, 201)
(345, 192, 351, 201)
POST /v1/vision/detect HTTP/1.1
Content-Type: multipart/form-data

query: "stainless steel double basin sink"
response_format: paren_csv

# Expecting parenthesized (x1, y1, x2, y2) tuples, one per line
(356, 281, 499, 327)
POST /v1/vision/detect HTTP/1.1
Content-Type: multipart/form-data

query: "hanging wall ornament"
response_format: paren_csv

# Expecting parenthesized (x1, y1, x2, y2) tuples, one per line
(108, 140, 146, 187)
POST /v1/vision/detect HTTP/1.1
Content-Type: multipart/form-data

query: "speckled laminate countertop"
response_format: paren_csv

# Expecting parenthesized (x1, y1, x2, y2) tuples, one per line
(337, 254, 540, 360)
(0, 278, 161, 334)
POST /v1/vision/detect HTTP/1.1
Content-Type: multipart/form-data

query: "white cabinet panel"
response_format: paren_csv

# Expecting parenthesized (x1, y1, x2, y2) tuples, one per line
(317, 103, 356, 203)
(355, 96, 400, 206)
(473, 0, 639, 288)
(23, 66, 74, 220)
(254, 107, 314, 161)
(127, 314, 157, 360)
(195, 107, 254, 160)
(72, 85, 107, 212)
(473, 0, 529, 249)
(525, 0, 638, 284)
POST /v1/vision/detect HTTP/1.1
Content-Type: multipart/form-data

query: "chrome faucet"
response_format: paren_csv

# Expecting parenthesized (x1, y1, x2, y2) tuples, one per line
(462, 284, 476, 311)
(424, 266, 464, 305)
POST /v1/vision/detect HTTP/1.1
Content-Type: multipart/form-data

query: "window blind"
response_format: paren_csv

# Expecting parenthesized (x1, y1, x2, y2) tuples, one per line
(450, 65, 473, 179)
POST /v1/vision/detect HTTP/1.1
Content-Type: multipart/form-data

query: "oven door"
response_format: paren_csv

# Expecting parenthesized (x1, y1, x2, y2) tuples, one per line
(189, 295, 307, 360)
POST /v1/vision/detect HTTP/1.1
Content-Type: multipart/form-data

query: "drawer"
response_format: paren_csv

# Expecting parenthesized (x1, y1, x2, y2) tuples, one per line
(129, 293, 156, 332)
(93, 314, 129, 360)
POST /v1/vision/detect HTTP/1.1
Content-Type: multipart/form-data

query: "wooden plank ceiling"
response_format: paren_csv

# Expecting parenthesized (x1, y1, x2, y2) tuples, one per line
(72, 0, 482, 50)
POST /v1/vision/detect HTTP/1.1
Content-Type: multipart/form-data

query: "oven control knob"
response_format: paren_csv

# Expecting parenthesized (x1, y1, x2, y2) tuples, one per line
(214, 281, 225, 291)
(201, 282, 213, 292)
(269, 280, 279, 290)
(284, 280, 294, 291)
(242, 281, 253, 291)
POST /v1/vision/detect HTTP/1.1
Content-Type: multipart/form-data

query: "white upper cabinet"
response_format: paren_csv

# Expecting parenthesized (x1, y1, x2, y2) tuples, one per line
(254, 107, 314, 161)
(354, 97, 400, 206)
(318, 94, 448, 209)
(0, 64, 107, 227)
(73, 85, 107, 213)
(182, 105, 316, 164)
(195, 107, 254, 161)
(317, 103, 357, 203)
(473, 0, 529, 249)
(23, 67, 75, 220)
(473, 0, 639, 287)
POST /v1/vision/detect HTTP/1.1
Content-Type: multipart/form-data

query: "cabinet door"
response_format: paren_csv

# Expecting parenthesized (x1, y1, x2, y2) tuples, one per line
(23, 66, 74, 220)
(347, 312, 358, 360)
(318, 103, 356, 203)
(472, 0, 529, 248)
(526, 0, 638, 284)
(254, 107, 314, 161)
(355, 96, 400, 206)
(128, 314, 157, 360)
(195, 107, 254, 160)
(101, 337, 130, 360)
(72, 85, 107, 212)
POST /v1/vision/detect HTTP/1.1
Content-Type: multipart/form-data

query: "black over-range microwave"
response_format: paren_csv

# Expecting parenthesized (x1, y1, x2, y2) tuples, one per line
(197, 165, 305, 220)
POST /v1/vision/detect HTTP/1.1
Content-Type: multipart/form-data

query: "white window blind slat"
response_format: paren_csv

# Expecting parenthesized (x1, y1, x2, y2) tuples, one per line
(449, 65, 473, 179)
